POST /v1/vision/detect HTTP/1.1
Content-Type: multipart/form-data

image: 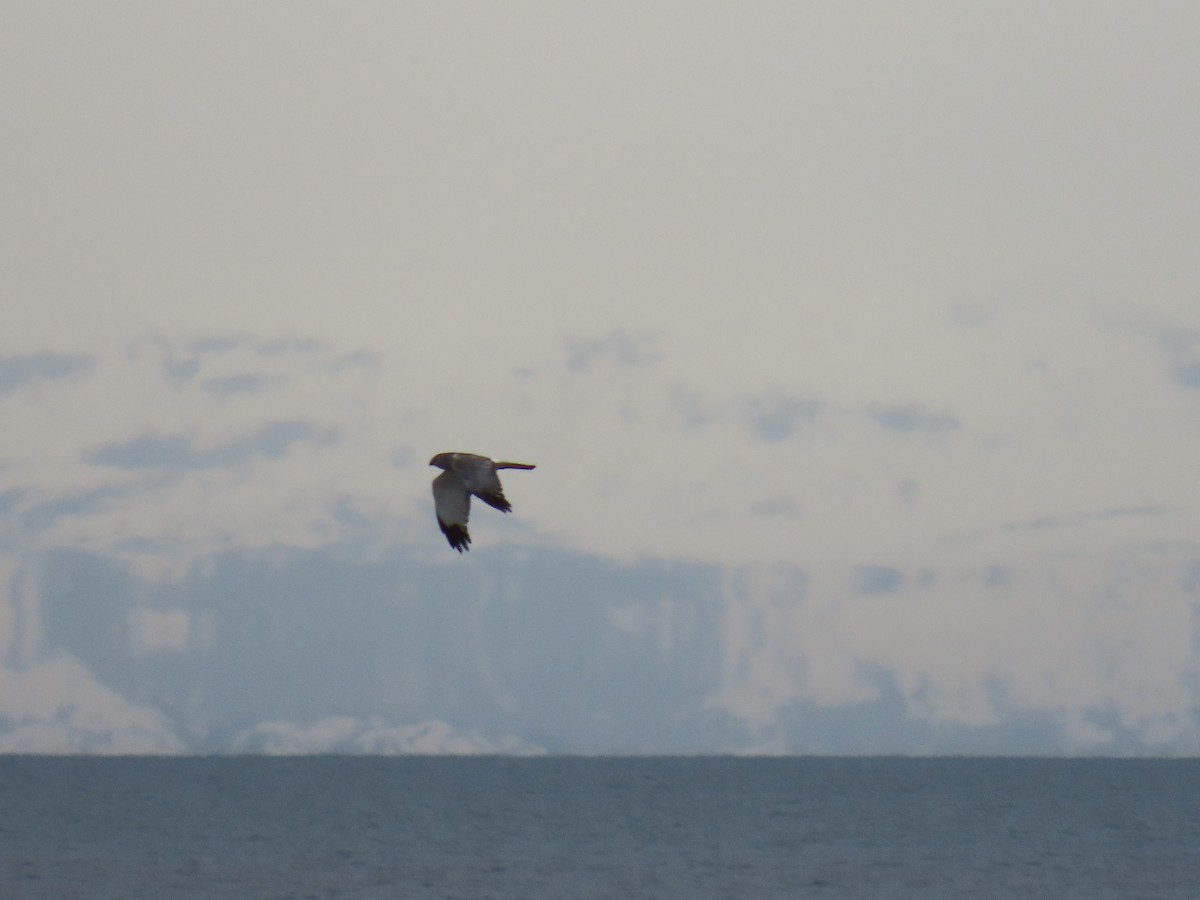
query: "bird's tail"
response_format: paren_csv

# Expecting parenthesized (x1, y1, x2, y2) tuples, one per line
(495, 461, 536, 470)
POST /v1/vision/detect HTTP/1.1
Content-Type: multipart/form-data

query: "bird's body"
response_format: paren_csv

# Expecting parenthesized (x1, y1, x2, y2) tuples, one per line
(429, 452, 535, 552)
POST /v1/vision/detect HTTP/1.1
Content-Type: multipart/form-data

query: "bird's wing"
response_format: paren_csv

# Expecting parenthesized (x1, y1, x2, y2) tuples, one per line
(451, 455, 512, 513)
(432, 469, 472, 552)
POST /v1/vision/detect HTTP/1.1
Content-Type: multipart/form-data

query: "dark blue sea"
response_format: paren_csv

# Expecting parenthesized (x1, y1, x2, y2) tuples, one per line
(3, 756, 1199, 898)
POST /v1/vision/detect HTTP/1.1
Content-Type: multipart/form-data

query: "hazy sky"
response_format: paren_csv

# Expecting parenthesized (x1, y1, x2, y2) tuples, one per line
(3, 2, 1200, 754)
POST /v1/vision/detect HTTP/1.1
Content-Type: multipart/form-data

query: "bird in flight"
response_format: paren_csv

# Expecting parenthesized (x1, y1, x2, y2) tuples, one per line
(429, 452, 535, 552)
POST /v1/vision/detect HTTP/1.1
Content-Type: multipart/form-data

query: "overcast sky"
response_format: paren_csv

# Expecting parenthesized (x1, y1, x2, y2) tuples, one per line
(3, 2, 1200, 754)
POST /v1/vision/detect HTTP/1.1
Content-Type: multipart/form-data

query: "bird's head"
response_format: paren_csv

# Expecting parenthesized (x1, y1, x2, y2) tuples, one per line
(429, 452, 452, 470)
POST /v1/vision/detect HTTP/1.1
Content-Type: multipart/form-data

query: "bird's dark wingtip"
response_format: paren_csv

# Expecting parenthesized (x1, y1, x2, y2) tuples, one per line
(440, 521, 471, 552)
(477, 491, 512, 514)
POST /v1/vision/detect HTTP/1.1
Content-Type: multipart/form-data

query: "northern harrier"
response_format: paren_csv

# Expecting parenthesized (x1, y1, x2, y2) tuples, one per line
(429, 452, 535, 552)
